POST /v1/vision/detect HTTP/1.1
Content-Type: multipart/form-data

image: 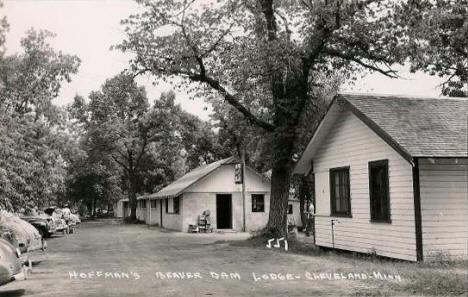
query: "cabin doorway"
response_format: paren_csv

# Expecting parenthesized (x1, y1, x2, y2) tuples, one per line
(123, 201, 129, 218)
(216, 194, 232, 229)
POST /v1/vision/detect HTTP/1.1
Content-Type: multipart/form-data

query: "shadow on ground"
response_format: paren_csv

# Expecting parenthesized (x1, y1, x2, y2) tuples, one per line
(0, 289, 26, 297)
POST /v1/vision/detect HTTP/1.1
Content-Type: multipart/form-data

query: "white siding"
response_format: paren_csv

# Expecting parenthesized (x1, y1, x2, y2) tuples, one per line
(313, 110, 417, 261)
(288, 200, 302, 227)
(160, 196, 183, 231)
(136, 200, 148, 222)
(148, 197, 184, 230)
(147, 164, 271, 232)
(419, 158, 468, 260)
(245, 192, 270, 231)
(114, 200, 124, 218)
(181, 164, 271, 232)
(182, 192, 214, 232)
(180, 192, 270, 232)
(186, 165, 270, 193)
(148, 199, 160, 226)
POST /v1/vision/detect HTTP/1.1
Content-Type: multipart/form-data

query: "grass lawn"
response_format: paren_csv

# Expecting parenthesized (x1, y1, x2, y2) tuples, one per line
(231, 235, 468, 297)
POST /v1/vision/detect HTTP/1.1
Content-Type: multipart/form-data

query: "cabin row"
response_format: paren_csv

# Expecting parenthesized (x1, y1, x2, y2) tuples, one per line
(115, 157, 301, 232)
(116, 94, 467, 262)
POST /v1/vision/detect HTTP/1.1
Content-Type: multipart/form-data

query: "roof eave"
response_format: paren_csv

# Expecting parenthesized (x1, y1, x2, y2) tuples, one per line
(340, 96, 414, 164)
(148, 156, 239, 200)
(293, 97, 339, 174)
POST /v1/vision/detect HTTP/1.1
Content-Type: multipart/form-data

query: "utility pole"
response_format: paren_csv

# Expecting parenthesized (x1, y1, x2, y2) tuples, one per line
(241, 149, 246, 232)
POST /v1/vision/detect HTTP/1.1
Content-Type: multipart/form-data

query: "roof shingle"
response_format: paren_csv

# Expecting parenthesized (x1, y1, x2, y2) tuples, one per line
(340, 94, 468, 158)
(147, 156, 237, 199)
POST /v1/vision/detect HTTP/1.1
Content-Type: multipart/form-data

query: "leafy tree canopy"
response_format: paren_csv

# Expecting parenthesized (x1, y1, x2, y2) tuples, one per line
(68, 74, 219, 220)
(404, 0, 467, 97)
(0, 28, 80, 211)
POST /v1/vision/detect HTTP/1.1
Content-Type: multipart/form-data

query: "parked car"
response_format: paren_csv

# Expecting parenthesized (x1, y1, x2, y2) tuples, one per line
(0, 238, 25, 286)
(70, 213, 81, 225)
(20, 213, 56, 239)
(44, 207, 68, 234)
(0, 211, 45, 253)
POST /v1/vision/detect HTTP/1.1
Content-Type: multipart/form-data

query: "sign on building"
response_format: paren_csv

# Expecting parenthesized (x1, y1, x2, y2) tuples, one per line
(234, 163, 243, 184)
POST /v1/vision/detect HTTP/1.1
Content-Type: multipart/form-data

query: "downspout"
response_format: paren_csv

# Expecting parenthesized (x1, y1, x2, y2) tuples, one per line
(412, 158, 424, 261)
(241, 150, 247, 232)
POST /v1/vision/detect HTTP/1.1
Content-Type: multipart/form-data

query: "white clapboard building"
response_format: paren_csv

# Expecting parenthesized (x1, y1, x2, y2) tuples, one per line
(126, 157, 300, 232)
(294, 94, 467, 261)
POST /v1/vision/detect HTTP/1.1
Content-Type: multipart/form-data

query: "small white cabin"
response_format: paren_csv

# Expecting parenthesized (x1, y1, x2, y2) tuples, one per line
(114, 198, 129, 218)
(294, 94, 467, 261)
(137, 157, 300, 232)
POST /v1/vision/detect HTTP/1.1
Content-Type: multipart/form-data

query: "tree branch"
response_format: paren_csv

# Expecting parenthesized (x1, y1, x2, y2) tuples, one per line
(110, 154, 129, 173)
(275, 11, 292, 41)
(134, 136, 148, 171)
(190, 72, 276, 132)
(131, 26, 276, 132)
(201, 23, 234, 58)
(260, 0, 277, 41)
(324, 48, 399, 78)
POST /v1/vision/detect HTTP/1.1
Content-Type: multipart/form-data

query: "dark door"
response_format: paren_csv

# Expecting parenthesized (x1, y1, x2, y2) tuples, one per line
(160, 199, 163, 227)
(216, 194, 232, 229)
(123, 202, 129, 218)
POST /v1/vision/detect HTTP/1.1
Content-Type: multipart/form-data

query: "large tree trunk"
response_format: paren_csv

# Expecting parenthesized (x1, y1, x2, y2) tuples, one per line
(265, 127, 296, 237)
(92, 198, 96, 217)
(266, 160, 292, 237)
(264, 68, 308, 236)
(85, 200, 92, 218)
(129, 176, 138, 221)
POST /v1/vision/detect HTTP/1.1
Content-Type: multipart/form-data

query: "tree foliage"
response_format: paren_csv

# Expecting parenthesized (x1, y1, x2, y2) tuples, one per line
(65, 146, 123, 217)
(119, 0, 415, 236)
(0, 28, 80, 211)
(0, 1, 8, 57)
(68, 75, 211, 220)
(178, 110, 230, 170)
(404, 0, 467, 97)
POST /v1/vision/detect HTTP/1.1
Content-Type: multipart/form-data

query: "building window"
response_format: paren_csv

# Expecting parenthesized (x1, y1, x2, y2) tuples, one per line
(330, 167, 351, 217)
(369, 160, 391, 222)
(173, 196, 180, 214)
(252, 194, 265, 212)
(166, 196, 180, 214)
(150, 200, 157, 209)
(288, 204, 293, 214)
(141, 199, 146, 208)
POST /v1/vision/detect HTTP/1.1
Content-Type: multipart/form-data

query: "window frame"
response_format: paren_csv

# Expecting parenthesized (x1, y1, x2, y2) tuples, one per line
(329, 166, 352, 217)
(150, 200, 157, 209)
(251, 194, 265, 213)
(368, 159, 391, 223)
(165, 196, 180, 214)
(173, 196, 180, 214)
(141, 199, 147, 209)
(288, 204, 293, 214)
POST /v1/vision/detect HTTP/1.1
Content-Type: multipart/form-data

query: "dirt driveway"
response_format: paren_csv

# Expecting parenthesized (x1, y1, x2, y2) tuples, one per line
(0, 220, 465, 297)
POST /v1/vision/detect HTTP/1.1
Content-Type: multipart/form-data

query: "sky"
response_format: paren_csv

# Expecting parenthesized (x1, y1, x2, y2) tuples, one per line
(2, 0, 447, 121)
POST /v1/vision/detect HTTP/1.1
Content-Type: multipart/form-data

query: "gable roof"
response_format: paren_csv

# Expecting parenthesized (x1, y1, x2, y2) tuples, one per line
(147, 156, 238, 199)
(294, 93, 468, 174)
